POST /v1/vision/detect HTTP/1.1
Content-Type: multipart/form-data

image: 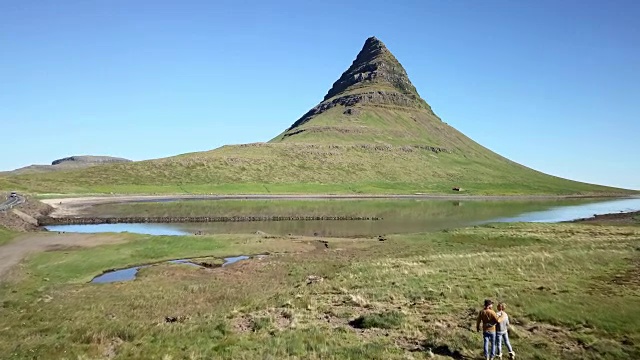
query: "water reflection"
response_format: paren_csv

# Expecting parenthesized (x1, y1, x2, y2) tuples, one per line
(91, 266, 146, 283)
(493, 197, 640, 223)
(46, 223, 189, 236)
(222, 255, 250, 266)
(47, 197, 640, 238)
(91, 255, 256, 283)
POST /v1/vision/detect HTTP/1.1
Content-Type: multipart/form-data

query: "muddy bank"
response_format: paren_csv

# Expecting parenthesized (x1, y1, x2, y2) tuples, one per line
(569, 210, 640, 225)
(0, 196, 53, 231)
(0, 232, 126, 281)
(39, 215, 381, 226)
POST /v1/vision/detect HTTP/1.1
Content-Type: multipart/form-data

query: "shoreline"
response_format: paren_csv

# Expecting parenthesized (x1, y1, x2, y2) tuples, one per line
(41, 193, 636, 206)
(39, 215, 382, 226)
(569, 210, 640, 224)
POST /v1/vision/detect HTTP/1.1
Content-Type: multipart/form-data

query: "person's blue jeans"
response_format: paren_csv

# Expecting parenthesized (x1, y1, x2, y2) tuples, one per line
(483, 331, 496, 358)
(497, 332, 513, 355)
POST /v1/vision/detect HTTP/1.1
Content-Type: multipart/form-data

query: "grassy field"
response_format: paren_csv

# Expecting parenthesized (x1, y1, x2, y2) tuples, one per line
(0, 143, 634, 196)
(1, 222, 638, 359)
(0, 227, 15, 246)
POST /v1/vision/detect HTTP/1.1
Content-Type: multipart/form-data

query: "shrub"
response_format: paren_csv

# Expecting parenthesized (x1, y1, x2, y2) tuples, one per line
(348, 311, 404, 329)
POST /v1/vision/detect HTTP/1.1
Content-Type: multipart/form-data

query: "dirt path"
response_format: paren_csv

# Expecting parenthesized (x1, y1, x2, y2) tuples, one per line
(41, 193, 619, 217)
(0, 232, 126, 281)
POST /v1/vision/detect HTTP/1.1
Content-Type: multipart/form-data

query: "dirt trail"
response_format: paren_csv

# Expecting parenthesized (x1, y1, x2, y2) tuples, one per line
(0, 232, 126, 281)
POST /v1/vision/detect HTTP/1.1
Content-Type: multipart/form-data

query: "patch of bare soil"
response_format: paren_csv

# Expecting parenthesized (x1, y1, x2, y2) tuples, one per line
(520, 322, 583, 352)
(0, 211, 38, 231)
(231, 308, 294, 333)
(102, 337, 124, 359)
(587, 257, 640, 298)
(611, 258, 640, 287)
(0, 232, 126, 281)
(0, 196, 52, 231)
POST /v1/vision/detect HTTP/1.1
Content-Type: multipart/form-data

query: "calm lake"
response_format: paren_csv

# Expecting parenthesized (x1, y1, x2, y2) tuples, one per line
(45, 197, 640, 237)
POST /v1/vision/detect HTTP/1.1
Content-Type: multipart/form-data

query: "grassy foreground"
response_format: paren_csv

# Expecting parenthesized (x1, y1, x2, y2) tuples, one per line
(1, 222, 639, 359)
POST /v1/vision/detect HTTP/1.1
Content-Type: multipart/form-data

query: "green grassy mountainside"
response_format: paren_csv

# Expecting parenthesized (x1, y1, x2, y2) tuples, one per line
(1, 37, 634, 195)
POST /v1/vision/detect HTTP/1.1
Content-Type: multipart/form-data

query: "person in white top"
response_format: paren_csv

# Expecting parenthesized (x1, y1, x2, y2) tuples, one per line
(495, 302, 515, 359)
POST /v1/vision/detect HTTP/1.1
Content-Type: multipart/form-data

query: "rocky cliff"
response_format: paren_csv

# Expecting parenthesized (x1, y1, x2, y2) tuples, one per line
(51, 155, 131, 166)
(284, 37, 437, 133)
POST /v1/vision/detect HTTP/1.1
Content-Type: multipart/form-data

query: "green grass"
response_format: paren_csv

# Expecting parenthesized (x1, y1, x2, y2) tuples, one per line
(0, 222, 638, 359)
(349, 311, 405, 329)
(0, 143, 633, 196)
(0, 227, 15, 246)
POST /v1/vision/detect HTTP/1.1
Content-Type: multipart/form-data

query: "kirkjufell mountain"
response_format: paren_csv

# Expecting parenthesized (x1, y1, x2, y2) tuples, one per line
(1, 37, 631, 195)
(272, 36, 489, 154)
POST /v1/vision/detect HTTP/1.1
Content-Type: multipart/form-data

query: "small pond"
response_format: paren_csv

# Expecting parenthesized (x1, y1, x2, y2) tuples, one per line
(91, 255, 256, 283)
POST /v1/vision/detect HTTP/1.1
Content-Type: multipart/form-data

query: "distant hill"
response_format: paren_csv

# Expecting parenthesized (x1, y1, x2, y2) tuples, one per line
(0, 38, 634, 195)
(51, 155, 131, 166)
(4, 155, 131, 175)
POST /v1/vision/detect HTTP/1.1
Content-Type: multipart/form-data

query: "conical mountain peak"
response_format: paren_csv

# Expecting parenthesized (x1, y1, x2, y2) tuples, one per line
(323, 36, 421, 101)
(278, 36, 441, 143)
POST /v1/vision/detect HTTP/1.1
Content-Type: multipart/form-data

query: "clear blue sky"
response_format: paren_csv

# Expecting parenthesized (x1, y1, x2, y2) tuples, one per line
(1, 0, 638, 189)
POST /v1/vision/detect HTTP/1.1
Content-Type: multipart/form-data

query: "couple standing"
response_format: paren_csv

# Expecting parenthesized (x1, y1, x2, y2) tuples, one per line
(476, 299, 515, 360)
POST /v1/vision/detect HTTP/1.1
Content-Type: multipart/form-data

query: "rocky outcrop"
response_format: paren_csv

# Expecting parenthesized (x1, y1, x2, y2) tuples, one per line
(286, 90, 432, 132)
(324, 37, 421, 100)
(283, 36, 438, 134)
(231, 142, 451, 154)
(282, 126, 366, 138)
(52, 155, 131, 166)
(5, 155, 132, 175)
